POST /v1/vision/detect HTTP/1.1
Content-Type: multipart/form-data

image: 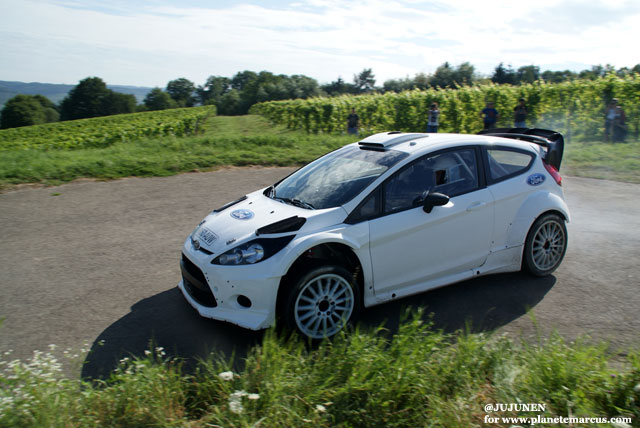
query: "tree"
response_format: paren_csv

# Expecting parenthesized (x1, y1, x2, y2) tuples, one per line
(354, 69, 376, 93)
(217, 89, 242, 115)
(144, 88, 177, 110)
(32, 95, 59, 123)
(430, 62, 455, 88)
(491, 63, 517, 85)
(0, 94, 59, 129)
(382, 77, 414, 93)
(321, 77, 357, 96)
(516, 65, 540, 84)
(166, 78, 196, 107)
(197, 76, 231, 106)
(102, 92, 137, 116)
(541, 69, 576, 83)
(59, 77, 135, 120)
(453, 62, 475, 86)
(59, 77, 110, 120)
(231, 71, 258, 91)
(286, 75, 321, 99)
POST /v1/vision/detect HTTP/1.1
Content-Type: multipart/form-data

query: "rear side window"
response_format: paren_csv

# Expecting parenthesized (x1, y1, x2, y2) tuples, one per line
(486, 148, 534, 183)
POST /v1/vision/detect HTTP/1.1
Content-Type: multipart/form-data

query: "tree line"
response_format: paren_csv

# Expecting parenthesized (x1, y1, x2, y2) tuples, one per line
(2, 62, 639, 129)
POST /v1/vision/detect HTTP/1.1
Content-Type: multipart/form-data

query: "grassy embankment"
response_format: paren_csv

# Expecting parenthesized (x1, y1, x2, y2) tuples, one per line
(0, 115, 356, 190)
(1, 316, 638, 427)
(0, 114, 639, 190)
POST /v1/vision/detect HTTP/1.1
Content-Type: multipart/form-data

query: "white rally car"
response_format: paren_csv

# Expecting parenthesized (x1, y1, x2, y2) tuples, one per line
(179, 128, 569, 339)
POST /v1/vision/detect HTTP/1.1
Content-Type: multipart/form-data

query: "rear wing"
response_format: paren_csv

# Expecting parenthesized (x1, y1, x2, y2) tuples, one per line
(478, 128, 564, 171)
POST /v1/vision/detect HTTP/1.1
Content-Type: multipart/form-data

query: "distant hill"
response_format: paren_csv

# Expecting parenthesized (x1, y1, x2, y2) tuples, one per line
(0, 81, 153, 108)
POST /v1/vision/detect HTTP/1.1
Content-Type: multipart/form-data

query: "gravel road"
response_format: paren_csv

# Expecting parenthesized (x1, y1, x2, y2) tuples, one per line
(0, 168, 638, 378)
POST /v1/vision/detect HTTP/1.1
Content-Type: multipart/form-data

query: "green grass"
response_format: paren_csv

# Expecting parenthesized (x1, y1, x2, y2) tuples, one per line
(0, 114, 638, 190)
(1, 316, 638, 427)
(564, 140, 640, 183)
(0, 115, 357, 189)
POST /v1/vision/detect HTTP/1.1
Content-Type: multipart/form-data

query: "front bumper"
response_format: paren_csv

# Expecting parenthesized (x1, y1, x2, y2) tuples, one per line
(178, 242, 281, 331)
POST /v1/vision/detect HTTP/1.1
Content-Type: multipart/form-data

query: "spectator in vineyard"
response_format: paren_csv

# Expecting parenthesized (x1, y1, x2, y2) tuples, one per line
(604, 98, 619, 142)
(613, 104, 627, 142)
(480, 102, 499, 130)
(426, 102, 440, 132)
(513, 98, 528, 128)
(347, 108, 359, 135)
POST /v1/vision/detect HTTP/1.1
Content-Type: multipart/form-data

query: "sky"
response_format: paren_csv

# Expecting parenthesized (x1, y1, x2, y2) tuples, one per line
(1, 0, 639, 88)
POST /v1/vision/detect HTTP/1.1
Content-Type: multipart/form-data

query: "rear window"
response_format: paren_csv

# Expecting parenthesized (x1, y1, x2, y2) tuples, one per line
(486, 148, 534, 183)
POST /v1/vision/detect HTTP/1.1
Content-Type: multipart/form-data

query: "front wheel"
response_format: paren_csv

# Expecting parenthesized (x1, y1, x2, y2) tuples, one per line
(284, 265, 360, 339)
(523, 213, 568, 276)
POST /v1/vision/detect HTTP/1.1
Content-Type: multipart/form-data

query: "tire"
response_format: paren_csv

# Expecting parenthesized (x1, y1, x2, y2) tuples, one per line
(284, 265, 360, 339)
(523, 213, 568, 277)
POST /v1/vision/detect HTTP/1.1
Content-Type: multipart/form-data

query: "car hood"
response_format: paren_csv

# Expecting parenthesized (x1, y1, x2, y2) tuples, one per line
(192, 188, 348, 254)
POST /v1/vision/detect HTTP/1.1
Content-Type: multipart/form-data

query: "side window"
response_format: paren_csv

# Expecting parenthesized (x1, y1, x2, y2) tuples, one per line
(487, 148, 534, 183)
(429, 149, 479, 197)
(384, 148, 479, 213)
(346, 188, 380, 223)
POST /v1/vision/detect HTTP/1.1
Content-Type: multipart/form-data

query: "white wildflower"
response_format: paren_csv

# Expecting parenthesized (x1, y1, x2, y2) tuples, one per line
(229, 399, 244, 414)
(247, 393, 260, 400)
(218, 371, 234, 381)
(144, 350, 152, 356)
(229, 390, 247, 414)
(634, 383, 640, 393)
(316, 404, 326, 413)
(231, 390, 247, 399)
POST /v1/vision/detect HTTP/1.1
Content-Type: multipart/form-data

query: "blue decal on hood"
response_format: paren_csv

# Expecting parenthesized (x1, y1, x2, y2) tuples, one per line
(527, 173, 546, 186)
(231, 209, 254, 220)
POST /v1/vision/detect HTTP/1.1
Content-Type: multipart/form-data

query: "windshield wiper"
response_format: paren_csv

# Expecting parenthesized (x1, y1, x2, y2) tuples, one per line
(274, 197, 315, 210)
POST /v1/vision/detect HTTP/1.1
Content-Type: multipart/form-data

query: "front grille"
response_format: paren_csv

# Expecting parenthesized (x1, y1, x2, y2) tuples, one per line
(181, 253, 217, 307)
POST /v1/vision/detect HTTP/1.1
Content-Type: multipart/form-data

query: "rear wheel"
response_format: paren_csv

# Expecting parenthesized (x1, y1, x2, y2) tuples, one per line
(284, 265, 359, 339)
(523, 213, 568, 276)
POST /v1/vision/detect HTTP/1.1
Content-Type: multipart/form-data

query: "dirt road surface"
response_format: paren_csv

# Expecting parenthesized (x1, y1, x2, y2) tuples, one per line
(0, 168, 638, 378)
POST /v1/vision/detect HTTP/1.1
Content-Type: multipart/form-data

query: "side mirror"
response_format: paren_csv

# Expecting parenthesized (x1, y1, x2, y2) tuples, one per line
(423, 192, 449, 213)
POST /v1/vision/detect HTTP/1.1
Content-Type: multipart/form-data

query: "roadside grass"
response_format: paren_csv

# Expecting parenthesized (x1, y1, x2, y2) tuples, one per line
(563, 140, 640, 183)
(0, 115, 356, 189)
(1, 114, 638, 190)
(1, 316, 638, 427)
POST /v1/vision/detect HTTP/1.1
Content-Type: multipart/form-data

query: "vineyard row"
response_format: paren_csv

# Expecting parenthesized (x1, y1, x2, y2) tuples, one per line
(250, 75, 640, 141)
(0, 106, 216, 151)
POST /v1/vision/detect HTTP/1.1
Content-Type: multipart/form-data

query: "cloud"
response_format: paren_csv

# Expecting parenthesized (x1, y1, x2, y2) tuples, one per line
(0, 0, 638, 86)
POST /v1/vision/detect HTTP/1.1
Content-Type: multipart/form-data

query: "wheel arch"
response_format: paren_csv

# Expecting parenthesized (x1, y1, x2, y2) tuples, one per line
(506, 191, 570, 248)
(276, 240, 366, 318)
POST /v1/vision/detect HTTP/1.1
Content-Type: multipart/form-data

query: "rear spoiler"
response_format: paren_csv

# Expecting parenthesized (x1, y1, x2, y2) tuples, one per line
(478, 128, 564, 171)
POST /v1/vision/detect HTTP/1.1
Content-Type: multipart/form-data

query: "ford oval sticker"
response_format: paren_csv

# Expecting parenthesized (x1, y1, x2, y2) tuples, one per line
(527, 173, 546, 186)
(231, 209, 254, 220)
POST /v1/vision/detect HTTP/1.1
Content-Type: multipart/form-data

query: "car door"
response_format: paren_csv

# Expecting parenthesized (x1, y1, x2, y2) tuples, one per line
(367, 147, 494, 295)
(483, 146, 536, 250)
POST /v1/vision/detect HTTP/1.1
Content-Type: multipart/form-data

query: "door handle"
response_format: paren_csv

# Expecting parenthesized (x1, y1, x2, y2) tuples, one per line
(466, 201, 487, 212)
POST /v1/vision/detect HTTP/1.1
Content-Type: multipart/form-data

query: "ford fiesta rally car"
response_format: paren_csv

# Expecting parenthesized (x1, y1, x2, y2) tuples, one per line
(179, 128, 569, 339)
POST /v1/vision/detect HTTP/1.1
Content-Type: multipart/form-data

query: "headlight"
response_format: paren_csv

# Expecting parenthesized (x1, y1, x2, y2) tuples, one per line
(212, 236, 294, 265)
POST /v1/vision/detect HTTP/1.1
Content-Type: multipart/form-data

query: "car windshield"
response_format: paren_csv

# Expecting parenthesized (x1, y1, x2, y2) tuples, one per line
(272, 145, 408, 210)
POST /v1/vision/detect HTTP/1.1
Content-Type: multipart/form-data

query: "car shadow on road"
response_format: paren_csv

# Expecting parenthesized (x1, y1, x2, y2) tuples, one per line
(81, 273, 554, 380)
